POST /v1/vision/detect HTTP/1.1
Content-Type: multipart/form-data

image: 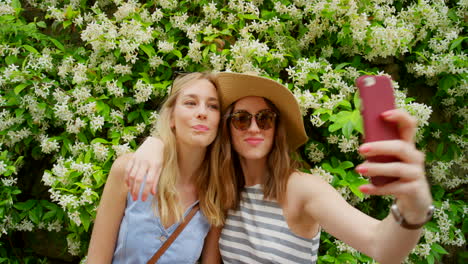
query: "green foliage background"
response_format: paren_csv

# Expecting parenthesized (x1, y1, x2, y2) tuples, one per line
(0, 0, 466, 263)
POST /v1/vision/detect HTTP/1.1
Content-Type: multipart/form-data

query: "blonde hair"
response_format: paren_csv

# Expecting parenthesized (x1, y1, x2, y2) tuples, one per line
(152, 72, 224, 226)
(217, 98, 299, 210)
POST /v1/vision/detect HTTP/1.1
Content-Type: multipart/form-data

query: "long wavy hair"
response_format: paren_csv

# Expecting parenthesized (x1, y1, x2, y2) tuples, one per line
(216, 98, 299, 211)
(152, 72, 224, 227)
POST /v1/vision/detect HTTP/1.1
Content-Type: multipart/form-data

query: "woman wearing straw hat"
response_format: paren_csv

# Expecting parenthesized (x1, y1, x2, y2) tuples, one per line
(87, 73, 224, 263)
(127, 72, 433, 263)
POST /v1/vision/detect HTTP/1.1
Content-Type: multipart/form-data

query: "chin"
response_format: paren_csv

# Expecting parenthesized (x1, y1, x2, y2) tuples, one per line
(239, 150, 269, 160)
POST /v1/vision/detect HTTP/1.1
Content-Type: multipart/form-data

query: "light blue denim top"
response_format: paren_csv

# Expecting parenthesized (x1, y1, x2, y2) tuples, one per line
(112, 185, 210, 264)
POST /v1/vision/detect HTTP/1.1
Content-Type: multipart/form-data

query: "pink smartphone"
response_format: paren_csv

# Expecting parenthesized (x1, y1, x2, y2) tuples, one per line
(356, 75, 399, 186)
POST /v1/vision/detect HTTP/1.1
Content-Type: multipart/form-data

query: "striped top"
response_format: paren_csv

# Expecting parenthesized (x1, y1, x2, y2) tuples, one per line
(220, 184, 320, 264)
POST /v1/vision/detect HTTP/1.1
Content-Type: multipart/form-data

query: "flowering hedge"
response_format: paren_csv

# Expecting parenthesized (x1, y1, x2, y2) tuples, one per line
(0, 0, 466, 263)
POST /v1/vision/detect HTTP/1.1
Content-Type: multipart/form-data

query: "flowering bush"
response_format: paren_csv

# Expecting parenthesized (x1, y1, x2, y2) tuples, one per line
(0, 0, 466, 263)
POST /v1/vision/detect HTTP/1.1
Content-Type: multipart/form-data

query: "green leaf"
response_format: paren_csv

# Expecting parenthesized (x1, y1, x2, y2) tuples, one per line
(431, 243, 448, 255)
(320, 255, 335, 262)
(49, 38, 65, 52)
(141, 110, 149, 124)
(342, 121, 354, 138)
(427, 253, 435, 264)
(351, 110, 363, 134)
(336, 253, 356, 263)
(92, 170, 104, 185)
(36, 21, 47, 28)
(23, 45, 39, 54)
(42, 210, 56, 221)
(449, 37, 467, 50)
(80, 210, 91, 231)
(140, 45, 156, 57)
(77, 132, 88, 144)
(436, 143, 444, 157)
(5, 55, 17, 65)
(100, 73, 115, 84)
(11, 0, 21, 8)
(172, 49, 182, 58)
(439, 75, 457, 91)
(63, 20, 72, 29)
(335, 62, 350, 70)
(91, 138, 109, 144)
(127, 111, 140, 123)
(239, 14, 258, 20)
(14, 83, 28, 95)
(353, 92, 361, 110)
(339, 161, 354, 169)
(84, 149, 93, 163)
(29, 205, 42, 225)
(329, 123, 341, 132)
(14, 200, 37, 211)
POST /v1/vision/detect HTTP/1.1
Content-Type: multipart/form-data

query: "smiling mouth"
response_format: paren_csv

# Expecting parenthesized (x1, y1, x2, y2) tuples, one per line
(245, 138, 264, 145)
(193, 125, 209, 131)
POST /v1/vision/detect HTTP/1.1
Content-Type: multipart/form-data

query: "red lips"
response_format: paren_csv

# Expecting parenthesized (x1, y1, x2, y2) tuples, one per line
(192, 125, 209, 131)
(245, 137, 264, 145)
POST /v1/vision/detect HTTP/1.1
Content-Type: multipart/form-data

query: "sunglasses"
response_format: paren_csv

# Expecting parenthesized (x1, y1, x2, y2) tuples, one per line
(230, 109, 277, 130)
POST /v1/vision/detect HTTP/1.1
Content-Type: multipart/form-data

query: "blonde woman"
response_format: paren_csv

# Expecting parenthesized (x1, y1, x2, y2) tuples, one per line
(128, 73, 433, 264)
(87, 73, 224, 263)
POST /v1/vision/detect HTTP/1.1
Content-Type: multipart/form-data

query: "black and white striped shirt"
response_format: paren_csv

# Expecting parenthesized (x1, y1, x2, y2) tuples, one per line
(220, 184, 320, 264)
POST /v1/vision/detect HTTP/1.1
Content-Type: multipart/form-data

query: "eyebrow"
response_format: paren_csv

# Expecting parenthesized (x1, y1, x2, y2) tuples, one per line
(233, 108, 271, 112)
(182, 94, 219, 102)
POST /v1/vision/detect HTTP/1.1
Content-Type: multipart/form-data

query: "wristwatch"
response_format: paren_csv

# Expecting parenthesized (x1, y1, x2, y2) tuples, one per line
(390, 200, 435, 230)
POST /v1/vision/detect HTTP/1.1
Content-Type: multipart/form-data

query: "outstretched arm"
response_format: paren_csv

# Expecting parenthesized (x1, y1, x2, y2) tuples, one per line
(298, 109, 432, 263)
(87, 154, 131, 263)
(125, 137, 164, 201)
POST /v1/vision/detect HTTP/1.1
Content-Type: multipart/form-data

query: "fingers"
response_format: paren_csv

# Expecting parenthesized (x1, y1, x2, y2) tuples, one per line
(140, 164, 160, 201)
(359, 180, 421, 197)
(381, 109, 418, 143)
(359, 140, 425, 165)
(356, 161, 425, 182)
(124, 158, 135, 187)
(150, 166, 162, 196)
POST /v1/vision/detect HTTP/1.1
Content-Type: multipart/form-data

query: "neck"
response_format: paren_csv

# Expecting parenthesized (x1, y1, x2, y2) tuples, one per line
(176, 142, 207, 185)
(239, 156, 268, 186)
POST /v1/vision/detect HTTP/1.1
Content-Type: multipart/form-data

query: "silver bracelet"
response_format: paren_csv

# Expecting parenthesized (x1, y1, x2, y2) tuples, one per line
(390, 199, 435, 230)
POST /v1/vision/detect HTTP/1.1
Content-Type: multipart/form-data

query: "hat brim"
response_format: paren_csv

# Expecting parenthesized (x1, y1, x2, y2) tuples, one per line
(215, 72, 308, 151)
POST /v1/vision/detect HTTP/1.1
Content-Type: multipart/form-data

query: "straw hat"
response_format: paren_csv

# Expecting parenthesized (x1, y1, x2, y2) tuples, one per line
(214, 72, 308, 151)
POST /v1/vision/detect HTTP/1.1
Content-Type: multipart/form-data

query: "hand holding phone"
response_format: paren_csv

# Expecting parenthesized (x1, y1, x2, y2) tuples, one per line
(356, 75, 399, 186)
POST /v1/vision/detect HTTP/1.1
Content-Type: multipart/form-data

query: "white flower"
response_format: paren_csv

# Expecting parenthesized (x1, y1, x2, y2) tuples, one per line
(0, 160, 6, 175)
(114, 64, 132, 75)
(90, 114, 105, 131)
(66, 117, 86, 134)
(310, 166, 334, 183)
(210, 53, 227, 72)
(72, 63, 88, 84)
(187, 41, 202, 63)
(16, 219, 34, 232)
(338, 135, 359, 153)
(92, 143, 109, 162)
(149, 55, 164, 68)
(40, 135, 60, 154)
(1, 177, 17, 186)
(157, 40, 174, 53)
(307, 143, 325, 163)
(134, 79, 154, 103)
(47, 220, 62, 232)
(67, 235, 81, 256)
(112, 143, 131, 156)
(106, 80, 124, 97)
(42, 171, 55, 186)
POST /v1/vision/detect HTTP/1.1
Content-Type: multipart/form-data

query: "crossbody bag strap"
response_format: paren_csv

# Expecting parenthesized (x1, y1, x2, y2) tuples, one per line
(147, 203, 200, 264)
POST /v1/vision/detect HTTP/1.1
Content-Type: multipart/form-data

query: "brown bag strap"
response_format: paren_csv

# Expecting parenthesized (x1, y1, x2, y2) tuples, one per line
(147, 203, 200, 264)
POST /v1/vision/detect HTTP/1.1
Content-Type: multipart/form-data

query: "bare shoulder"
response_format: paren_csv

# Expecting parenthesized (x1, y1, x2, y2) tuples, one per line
(287, 171, 337, 200)
(108, 153, 134, 182)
